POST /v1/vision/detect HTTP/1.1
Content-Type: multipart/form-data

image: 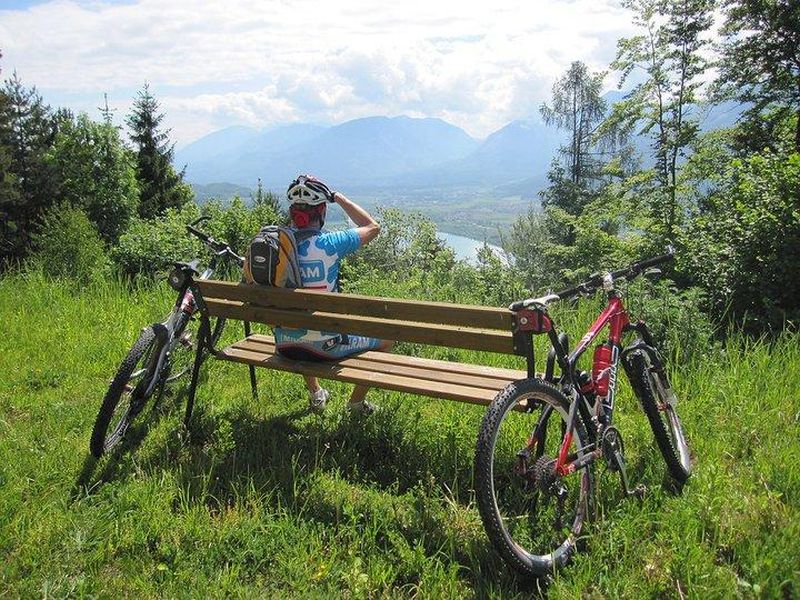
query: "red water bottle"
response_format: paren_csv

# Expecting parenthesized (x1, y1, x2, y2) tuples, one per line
(592, 342, 614, 397)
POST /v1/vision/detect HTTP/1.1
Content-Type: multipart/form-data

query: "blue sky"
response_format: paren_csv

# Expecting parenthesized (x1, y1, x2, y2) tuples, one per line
(0, 0, 637, 147)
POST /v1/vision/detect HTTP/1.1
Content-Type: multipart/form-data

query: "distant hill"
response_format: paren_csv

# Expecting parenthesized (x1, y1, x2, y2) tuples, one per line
(180, 123, 327, 185)
(175, 115, 564, 203)
(191, 182, 253, 204)
(392, 120, 562, 188)
(176, 97, 746, 214)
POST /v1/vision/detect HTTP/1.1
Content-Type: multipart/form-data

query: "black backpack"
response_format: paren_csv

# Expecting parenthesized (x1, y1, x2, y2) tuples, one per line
(243, 226, 317, 287)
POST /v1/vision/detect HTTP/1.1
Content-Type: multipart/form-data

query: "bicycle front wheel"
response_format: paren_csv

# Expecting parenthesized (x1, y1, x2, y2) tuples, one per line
(475, 379, 594, 578)
(625, 349, 692, 483)
(90, 327, 158, 457)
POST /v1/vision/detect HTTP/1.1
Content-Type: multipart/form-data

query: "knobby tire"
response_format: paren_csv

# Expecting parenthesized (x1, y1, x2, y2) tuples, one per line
(90, 327, 158, 458)
(475, 378, 594, 578)
(626, 351, 692, 483)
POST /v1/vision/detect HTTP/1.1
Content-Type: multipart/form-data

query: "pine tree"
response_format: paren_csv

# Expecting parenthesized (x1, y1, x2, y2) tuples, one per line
(251, 177, 282, 216)
(541, 61, 609, 194)
(98, 92, 116, 126)
(0, 70, 58, 261)
(539, 61, 619, 244)
(126, 83, 191, 220)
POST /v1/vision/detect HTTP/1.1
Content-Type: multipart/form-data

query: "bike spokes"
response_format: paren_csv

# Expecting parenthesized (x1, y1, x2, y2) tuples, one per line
(489, 392, 590, 559)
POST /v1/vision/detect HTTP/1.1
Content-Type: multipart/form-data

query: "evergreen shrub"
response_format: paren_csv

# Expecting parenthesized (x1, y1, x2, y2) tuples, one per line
(32, 203, 110, 285)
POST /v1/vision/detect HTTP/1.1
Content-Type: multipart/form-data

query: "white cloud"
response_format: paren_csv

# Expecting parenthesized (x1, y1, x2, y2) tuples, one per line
(0, 0, 637, 144)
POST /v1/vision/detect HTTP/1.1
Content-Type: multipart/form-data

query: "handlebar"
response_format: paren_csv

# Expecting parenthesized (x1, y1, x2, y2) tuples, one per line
(509, 246, 675, 311)
(185, 217, 244, 267)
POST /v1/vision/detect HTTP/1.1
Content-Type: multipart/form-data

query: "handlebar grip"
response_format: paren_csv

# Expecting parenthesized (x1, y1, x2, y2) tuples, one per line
(631, 252, 675, 271)
(554, 285, 581, 299)
(638, 251, 675, 270)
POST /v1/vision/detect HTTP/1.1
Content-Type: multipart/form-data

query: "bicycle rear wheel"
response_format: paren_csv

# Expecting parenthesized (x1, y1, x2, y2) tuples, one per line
(90, 327, 158, 457)
(165, 315, 226, 384)
(475, 379, 594, 578)
(164, 318, 196, 383)
(625, 349, 692, 483)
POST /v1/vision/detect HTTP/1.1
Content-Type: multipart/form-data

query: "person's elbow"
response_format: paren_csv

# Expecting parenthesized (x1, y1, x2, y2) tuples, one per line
(358, 222, 380, 245)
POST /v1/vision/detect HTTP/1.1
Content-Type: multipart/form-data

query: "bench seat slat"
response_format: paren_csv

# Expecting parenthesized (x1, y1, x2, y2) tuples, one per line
(206, 299, 515, 355)
(197, 280, 513, 330)
(231, 337, 523, 391)
(219, 347, 501, 405)
(244, 334, 526, 381)
(216, 337, 524, 405)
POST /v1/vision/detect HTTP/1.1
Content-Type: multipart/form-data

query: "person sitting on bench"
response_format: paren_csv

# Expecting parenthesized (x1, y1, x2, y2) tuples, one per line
(274, 174, 393, 414)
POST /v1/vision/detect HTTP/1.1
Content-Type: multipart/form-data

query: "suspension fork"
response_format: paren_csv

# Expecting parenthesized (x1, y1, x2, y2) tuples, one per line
(622, 321, 671, 392)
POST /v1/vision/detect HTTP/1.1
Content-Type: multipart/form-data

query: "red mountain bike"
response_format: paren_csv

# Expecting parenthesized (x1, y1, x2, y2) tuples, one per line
(475, 248, 691, 578)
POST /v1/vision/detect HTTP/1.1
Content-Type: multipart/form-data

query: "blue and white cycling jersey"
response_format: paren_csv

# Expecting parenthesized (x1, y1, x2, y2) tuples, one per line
(274, 228, 360, 347)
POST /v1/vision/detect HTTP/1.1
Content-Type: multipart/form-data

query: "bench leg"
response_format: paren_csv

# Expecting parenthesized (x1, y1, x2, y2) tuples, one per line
(244, 321, 258, 400)
(184, 323, 208, 427)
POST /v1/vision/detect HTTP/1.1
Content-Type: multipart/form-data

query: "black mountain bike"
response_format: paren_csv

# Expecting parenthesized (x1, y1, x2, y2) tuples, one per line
(89, 217, 243, 458)
(475, 248, 692, 578)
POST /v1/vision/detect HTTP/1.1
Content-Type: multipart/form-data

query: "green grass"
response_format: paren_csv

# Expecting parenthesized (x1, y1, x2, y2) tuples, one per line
(1, 272, 798, 598)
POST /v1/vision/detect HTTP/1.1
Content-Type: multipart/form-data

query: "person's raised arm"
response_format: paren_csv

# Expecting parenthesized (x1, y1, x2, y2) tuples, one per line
(332, 191, 380, 245)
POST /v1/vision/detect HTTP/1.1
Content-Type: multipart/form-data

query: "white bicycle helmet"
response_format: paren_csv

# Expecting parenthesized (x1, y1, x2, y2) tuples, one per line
(286, 174, 335, 206)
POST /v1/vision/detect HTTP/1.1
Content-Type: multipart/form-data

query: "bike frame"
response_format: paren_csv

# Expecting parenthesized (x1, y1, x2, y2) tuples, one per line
(138, 257, 221, 400)
(519, 279, 657, 479)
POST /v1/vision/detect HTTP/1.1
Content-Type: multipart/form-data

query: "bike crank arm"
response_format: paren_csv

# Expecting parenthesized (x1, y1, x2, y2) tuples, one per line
(612, 447, 646, 499)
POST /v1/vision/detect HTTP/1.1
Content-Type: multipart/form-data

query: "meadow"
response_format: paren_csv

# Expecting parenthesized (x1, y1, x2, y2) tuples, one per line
(1, 271, 798, 598)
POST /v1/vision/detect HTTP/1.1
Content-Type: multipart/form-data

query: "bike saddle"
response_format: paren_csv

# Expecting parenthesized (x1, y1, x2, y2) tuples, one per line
(172, 259, 201, 276)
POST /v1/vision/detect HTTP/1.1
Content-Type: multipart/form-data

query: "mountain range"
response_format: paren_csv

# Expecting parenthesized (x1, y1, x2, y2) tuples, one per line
(177, 98, 744, 202)
(176, 115, 563, 198)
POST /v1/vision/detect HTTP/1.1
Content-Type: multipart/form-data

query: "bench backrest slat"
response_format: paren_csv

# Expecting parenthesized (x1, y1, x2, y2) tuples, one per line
(205, 298, 516, 355)
(197, 280, 513, 331)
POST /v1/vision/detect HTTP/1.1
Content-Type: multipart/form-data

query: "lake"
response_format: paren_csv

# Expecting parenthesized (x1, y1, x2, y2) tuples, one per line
(437, 231, 506, 264)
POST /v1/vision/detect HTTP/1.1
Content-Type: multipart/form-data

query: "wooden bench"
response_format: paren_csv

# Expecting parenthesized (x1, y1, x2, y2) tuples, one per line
(184, 280, 534, 421)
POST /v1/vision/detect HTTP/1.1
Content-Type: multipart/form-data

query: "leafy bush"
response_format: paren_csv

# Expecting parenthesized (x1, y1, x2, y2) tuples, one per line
(625, 277, 716, 365)
(112, 204, 204, 279)
(31, 203, 110, 284)
(505, 189, 652, 294)
(344, 208, 459, 298)
(349, 208, 454, 276)
(44, 113, 139, 244)
(111, 197, 283, 279)
(198, 197, 284, 257)
(682, 150, 800, 331)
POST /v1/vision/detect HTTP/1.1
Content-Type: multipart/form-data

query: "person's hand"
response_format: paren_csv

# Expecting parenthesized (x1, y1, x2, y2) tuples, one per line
(295, 174, 335, 203)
